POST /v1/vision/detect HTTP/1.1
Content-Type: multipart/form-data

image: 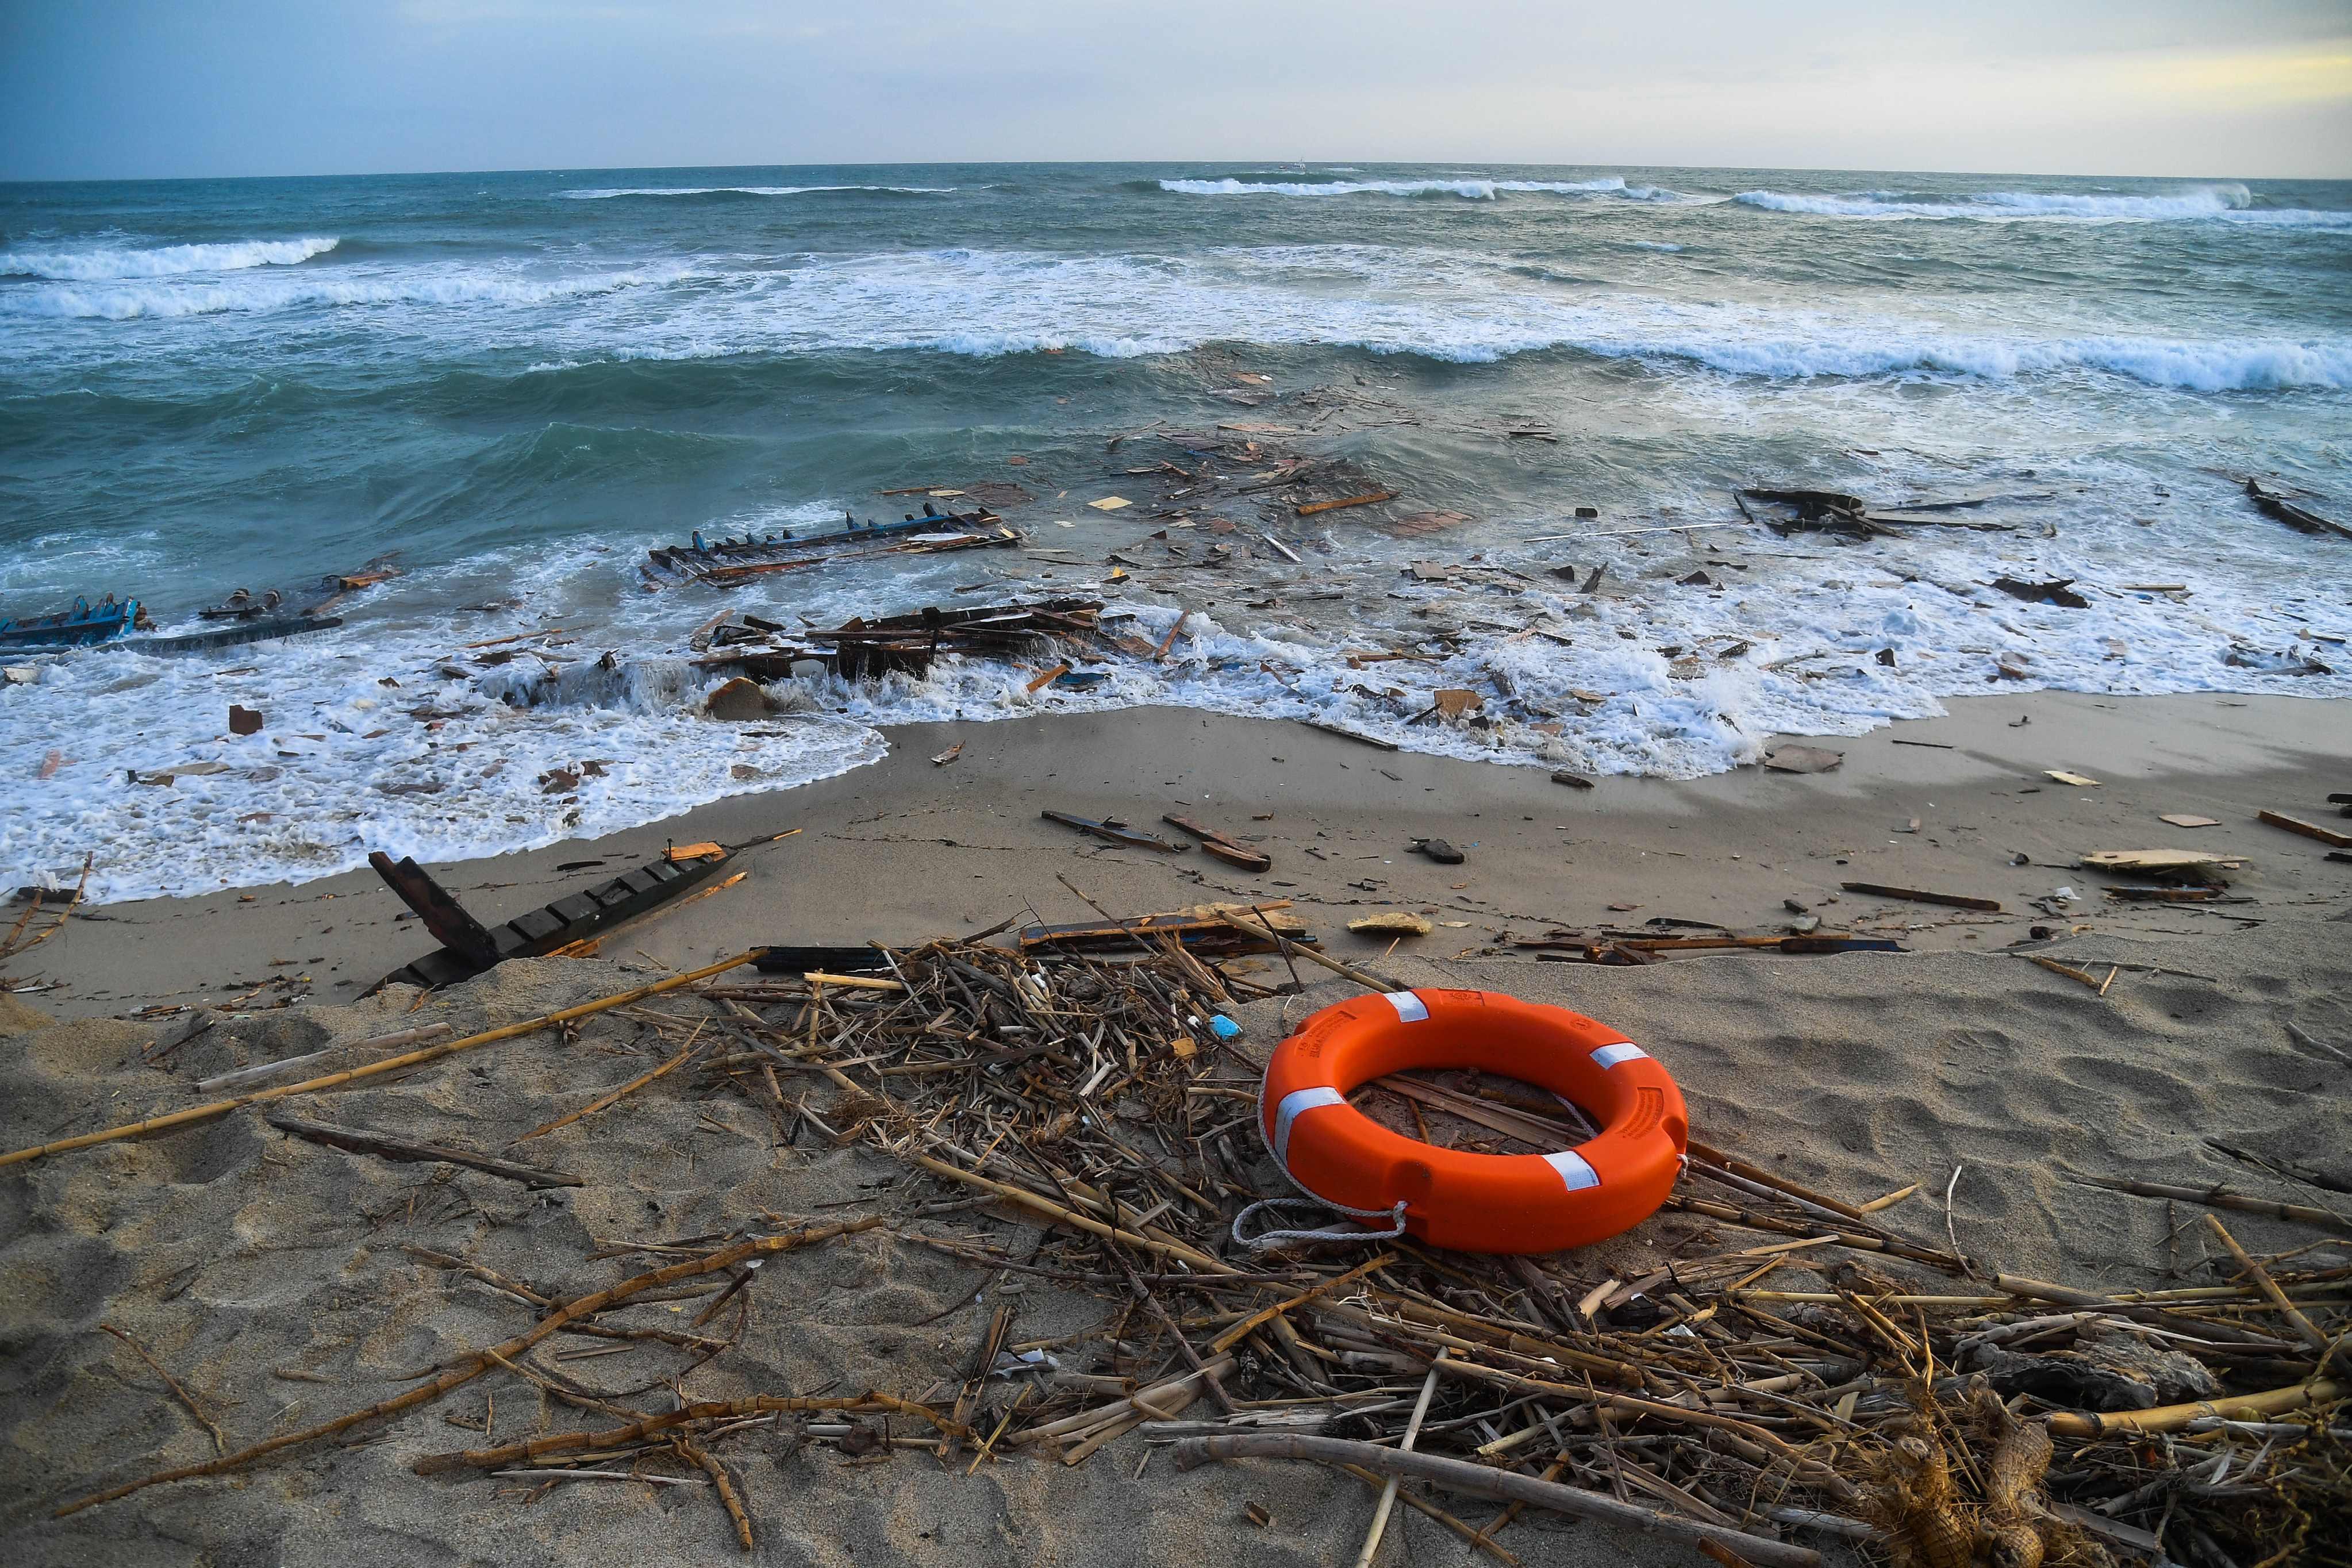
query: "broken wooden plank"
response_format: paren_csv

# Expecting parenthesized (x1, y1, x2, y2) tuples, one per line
(1301, 720, 1400, 751)
(264, 1112, 582, 1188)
(1161, 814, 1271, 872)
(2245, 479, 2352, 542)
(2257, 810, 2352, 848)
(1839, 882, 2001, 912)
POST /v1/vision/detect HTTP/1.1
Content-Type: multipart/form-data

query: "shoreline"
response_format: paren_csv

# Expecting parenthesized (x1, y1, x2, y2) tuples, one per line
(14, 687, 2346, 1023)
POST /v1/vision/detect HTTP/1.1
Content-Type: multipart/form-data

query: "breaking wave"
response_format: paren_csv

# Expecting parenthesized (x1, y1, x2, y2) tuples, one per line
(560, 185, 955, 199)
(0, 236, 340, 280)
(1728, 183, 2345, 225)
(1159, 176, 1684, 201)
(6, 263, 693, 320)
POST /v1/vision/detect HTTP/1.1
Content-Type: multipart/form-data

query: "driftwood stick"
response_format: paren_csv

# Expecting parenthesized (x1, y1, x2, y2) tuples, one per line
(97, 1323, 228, 1456)
(2067, 1172, 2348, 1229)
(1339, 1461, 1521, 1566)
(415, 1390, 954, 1473)
(1171, 1432, 1820, 1568)
(2, 952, 762, 1170)
(513, 1025, 708, 1143)
(265, 1112, 582, 1187)
(909, 1153, 1236, 1273)
(1213, 910, 1399, 992)
(677, 1437, 752, 1551)
(55, 1215, 878, 1516)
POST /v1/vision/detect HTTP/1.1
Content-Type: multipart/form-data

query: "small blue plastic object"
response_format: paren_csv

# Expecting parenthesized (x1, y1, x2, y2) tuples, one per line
(1208, 1014, 1242, 1040)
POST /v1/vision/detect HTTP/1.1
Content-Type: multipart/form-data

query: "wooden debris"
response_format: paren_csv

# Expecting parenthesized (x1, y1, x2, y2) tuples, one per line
(1992, 577, 2090, 609)
(1296, 490, 1397, 517)
(1173, 1434, 1821, 1568)
(2076, 848, 2245, 886)
(1161, 814, 1271, 871)
(2044, 770, 2100, 787)
(1347, 912, 1432, 937)
(931, 743, 963, 766)
(2244, 478, 2352, 541)
(265, 1112, 582, 1187)
(1042, 809, 1186, 853)
(1300, 720, 1400, 751)
(1762, 745, 1843, 774)
(98, 1323, 229, 1456)
(1840, 882, 2001, 912)
(2158, 813, 2220, 828)
(2258, 809, 2352, 848)
(368, 846, 733, 991)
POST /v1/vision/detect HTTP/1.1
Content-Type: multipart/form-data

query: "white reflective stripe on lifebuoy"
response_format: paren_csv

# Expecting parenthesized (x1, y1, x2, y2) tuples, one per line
(1273, 1086, 1347, 1166)
(1590, 1042, 1648, 1068)
(1382, 991, 1429, 1023)
(1543, 1150, 1602, 1191)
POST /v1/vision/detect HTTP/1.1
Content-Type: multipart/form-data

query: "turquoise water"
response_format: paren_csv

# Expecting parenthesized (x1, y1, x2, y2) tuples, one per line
(2, 163, 2347, 899)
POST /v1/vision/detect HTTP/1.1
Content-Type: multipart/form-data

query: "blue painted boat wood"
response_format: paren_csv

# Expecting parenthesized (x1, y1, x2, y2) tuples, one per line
(0, 595, 144, 650)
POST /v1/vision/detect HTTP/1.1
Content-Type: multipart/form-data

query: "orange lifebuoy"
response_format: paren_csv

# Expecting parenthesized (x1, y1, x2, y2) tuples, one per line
(1258, 989, 1688, 1255)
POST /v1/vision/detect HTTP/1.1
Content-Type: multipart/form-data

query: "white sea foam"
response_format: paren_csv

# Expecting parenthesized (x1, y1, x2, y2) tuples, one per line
(7, 470, 2345, 904)
(1732, 183, 2349, 226)
(0, 236, 339, 280)
(1159, 176, 1678, 200)
(560, 185, 955, 198)
(7, 262, 694, 320)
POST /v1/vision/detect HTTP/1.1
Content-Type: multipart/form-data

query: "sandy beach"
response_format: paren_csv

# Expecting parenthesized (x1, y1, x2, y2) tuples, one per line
(2, 689, 2347, 1565)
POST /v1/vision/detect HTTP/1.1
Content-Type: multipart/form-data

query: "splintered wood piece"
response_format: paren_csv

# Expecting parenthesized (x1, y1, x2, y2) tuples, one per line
(2046, 770, 2101, 787)
(1762, 745, 1843, 774)
(931, 743, 962, 766)
(2158, 813, 2220, 828)
(2076, 849, 2244, 885)
(667, 841, 724, 862)
(1162, 813, 1271, 871)
(1348, 911, 1432, 936)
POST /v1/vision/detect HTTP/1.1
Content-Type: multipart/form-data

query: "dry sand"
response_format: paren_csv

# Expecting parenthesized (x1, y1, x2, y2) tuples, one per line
(2, 690, 2347, 1565)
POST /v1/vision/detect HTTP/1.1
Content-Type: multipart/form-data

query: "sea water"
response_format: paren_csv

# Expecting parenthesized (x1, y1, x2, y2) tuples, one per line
(2, 163, 2346, 901)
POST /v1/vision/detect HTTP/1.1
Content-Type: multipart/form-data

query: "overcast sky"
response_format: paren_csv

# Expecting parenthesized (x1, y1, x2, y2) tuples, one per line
(4, 1, 2347, 183)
